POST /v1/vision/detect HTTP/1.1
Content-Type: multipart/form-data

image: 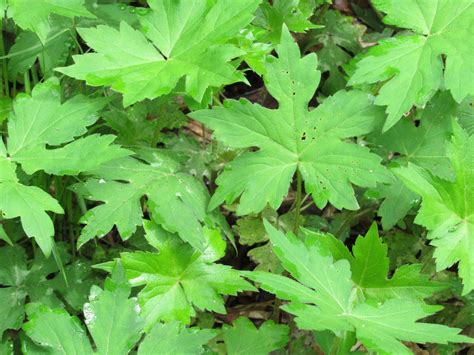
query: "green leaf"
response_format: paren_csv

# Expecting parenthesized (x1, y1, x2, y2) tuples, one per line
(23, 304, 94, 355)
(0, 225, 13, 245)
(350, 223, 445, 301)
(103, 97, 187, 147)
(0, 143, 16, 182)
(47, 260, 95, 311)
(58, 0, 261, 105)
(0, 339, 13, 355)
(0, 97, 11, 124)
(303, 228, 353, 262)
(349, 300, 470, 355)
(191, 27, 389, 214)
(0, 244, 94, 335)
(6, 0, 94, 43)
(255, 0, 322, 42)
(221, 317, 289, 355)
(307, 9, 365, 94)
(233, 212, 297, 273)
(256, 222, 355, 331)
(349, 0, 474, 130)
(385, 231, 425, 270)
(16, 134, 130, 176)
(7, 78, 130, 170)
(0, 245, 27, 288)
(22, 260, 217, 354)
(245, 222, 471, 353)
(373, 175, 419, 230)
(84, 262, 144, 355)
(138, 322, 215, 355)
(304, 224, 444, 301)
(248, 243, 283, 273)
(394, 124, 474, 294)
(8, 20, 73, 78)
(116, 221, 254, 327)
(233, 215, 268, 246)
(369, 91, 458, 229)
(0, 79, 129, 255)
(0, 287, 24, 336)
(74, 155, 213, 251)
(0, 182, 63, 255)
(351, 223, 389, 286)
(370, 92, 457, 180)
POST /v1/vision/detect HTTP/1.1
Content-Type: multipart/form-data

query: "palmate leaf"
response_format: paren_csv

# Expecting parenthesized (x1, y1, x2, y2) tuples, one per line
(24, 304, 94, 354)
(74, 153, 215, 250)
(192, 27, 389, 215)
(24, 307, 214, 355)
(349, 0, 474, 130)
(394, 124, 474, 294)
(221, 317, 289, 355)
(7, 78, 129, 174)
(6, 0, 94, 43)
(245, 222, 471, 354)
(0, 182, 62, 256)
(0, 79, 129, 256)
(304, 223, 445, 302)
(58, 0, 261, 105)
(23, 263, 215, 354)
(101, 221, 254, 328)
(0, 148, 62, 255)
(348, 224, 445, 300)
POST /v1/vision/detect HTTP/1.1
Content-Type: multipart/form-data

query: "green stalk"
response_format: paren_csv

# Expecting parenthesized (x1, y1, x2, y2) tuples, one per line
(0, 20, 9, 97)
(76, 193, 88, 215)
(213, 93, 224, 107)
(65, 190, 76, 260)
(31, 65, 39, 85)
(23, 71, 31, 94)
(293, 169, 303, 234)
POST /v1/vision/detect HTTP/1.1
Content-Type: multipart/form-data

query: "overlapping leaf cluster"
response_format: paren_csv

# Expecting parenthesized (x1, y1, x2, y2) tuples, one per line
(0, 0, 473, 354)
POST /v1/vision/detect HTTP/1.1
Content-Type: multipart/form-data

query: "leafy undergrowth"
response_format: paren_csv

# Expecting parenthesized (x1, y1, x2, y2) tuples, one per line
(0, 0, 473, 354)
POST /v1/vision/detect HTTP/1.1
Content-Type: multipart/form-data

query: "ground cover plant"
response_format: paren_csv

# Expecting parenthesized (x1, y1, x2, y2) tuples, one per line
(0, 0, 473, 354)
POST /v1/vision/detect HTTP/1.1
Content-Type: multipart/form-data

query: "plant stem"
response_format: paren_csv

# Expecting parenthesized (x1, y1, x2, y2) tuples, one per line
(213, 93, 223, 107)
(24, 71, 31, 94)
(0, 20, 9, 97)
(31, 65, 39, 85)
(293, 169, 303, 234)
(76, 193, 88, 215)
(65, 190, 76, 260)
